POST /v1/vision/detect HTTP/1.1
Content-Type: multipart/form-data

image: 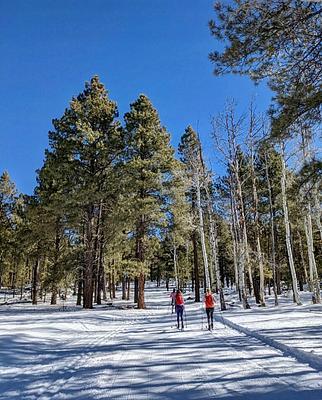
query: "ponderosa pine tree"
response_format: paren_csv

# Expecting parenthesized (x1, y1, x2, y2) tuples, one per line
(0, 171, 17, 288)
(178, 126, 207, 301)
(17, 195, 50, 305)
(166, 164, 192, 289)
(36, 161, 71, 304)
(44, 76, 123, 308)
(209, 0, 321, 136)
(124, 94, 176, 309)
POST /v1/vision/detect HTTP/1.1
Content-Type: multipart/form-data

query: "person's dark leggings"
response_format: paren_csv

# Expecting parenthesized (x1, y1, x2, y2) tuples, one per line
(206, 307, 214, 330)
(176, 305, 184, 328)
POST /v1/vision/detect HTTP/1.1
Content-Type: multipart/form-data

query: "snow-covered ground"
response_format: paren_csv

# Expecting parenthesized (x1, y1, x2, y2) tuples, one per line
(218, 291, 322, 369)
(1, 285, 322, 400)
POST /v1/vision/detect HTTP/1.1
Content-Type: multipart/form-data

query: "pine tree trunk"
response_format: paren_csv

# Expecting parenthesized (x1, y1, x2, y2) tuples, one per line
(51, 287, 58, 305)
(280, 144, 301, 305)
(122, 276, 127, 300)
(135, 215, 145, 309)
(173, 244, 179, 289)
(134, 277, 138, 303)
(83, 206, 95, 308)
(253, 278, 260, 304)
(108, 271, 112, 300)
(102, 270, 107, 301)
(76, 267, 83, 306)
(96, 265, 102, 305)
(96, 280, 101, 305)
(138, 272, 145, 309)
(191, 265, 195, 292)
(32, 258, 39, 305)
(51, 221, 61, 306)
(11, 263, 17, 291)
(112, 268, 116, 299)
(126, 278, 130, 300)
(96, 231, 104, 305)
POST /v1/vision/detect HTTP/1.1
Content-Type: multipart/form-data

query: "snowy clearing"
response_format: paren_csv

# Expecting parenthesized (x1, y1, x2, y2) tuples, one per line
(216, 292, 322, 372)
(1, 286, 322, 400)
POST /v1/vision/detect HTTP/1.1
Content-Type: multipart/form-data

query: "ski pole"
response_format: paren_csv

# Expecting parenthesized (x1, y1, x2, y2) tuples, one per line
(184, 308, 187, 328)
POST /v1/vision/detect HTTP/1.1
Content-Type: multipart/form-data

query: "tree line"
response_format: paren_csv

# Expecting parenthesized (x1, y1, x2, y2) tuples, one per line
(0, 0, 320, 309)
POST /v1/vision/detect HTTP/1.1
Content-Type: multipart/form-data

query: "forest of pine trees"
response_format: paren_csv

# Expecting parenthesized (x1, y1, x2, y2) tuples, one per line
(0, 0, 321, 310)
(0, 76, 320, 310)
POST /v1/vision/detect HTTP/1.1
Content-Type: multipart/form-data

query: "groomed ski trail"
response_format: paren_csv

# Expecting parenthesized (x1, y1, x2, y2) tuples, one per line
(1, 286, 322, 400)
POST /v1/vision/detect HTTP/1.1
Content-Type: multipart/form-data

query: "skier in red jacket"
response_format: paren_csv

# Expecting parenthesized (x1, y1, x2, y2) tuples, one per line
(175, 289, 185, 330)
(204, 289, 215, 330)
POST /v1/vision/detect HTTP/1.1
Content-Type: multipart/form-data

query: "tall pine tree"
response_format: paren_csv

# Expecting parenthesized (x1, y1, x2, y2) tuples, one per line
(42, 76, 123, 308)
(124, 94, 176, 309)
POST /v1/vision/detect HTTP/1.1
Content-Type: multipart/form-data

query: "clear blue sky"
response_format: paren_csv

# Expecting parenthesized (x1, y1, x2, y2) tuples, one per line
(0, 0, 272, 194)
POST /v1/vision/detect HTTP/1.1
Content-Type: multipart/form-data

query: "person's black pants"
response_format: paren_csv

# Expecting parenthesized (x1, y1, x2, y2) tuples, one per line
(176, 305, 184, 328)
(206, 307, 214, 329)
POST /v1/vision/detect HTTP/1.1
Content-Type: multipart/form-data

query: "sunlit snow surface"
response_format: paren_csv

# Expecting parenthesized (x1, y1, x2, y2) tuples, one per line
(0, 285, 322, 400)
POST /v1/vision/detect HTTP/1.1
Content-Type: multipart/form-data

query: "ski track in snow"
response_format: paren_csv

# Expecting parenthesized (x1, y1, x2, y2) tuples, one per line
(39, 319, 134, 399)
(211, 322, 299, 392)
(1, 286, 322, 400)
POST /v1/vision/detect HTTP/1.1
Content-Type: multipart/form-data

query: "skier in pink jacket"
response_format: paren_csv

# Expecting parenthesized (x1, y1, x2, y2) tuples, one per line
(170, 288, 176, 314)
